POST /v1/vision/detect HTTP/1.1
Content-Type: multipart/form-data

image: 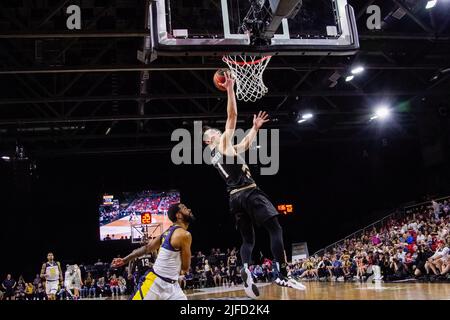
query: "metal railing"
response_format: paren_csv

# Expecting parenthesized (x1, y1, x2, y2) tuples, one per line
(313, 195, 450, 257)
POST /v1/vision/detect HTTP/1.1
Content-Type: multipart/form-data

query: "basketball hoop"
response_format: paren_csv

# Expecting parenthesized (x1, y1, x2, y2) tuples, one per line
(222, 55, 272, 102)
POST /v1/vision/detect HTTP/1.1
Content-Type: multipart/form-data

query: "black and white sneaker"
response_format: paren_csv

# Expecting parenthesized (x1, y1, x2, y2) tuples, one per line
(240, 267, 260, 299)
(274, 276, 306, 291)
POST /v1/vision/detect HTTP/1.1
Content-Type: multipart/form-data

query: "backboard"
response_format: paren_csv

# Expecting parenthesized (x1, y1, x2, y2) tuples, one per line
(148, 0, 359, 58)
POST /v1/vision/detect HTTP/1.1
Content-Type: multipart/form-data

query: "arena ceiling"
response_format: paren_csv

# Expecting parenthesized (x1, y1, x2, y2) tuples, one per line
(0, 0, 449, 157)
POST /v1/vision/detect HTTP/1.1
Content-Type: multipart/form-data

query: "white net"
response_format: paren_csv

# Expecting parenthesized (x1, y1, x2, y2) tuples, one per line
(222, 55, 272, 102)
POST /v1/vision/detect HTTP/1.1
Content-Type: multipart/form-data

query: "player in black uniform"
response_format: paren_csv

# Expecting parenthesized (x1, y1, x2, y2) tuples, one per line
(203, 71, 306, 299)
(227, 251, 238, 286)
(127, 253, 154, 293)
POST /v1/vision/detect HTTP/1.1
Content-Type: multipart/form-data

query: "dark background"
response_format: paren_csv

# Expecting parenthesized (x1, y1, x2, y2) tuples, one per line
(0, 0, 450, 279)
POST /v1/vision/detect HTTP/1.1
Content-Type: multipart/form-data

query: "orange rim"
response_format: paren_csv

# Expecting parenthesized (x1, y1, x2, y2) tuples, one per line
(223, 55, 272, 66)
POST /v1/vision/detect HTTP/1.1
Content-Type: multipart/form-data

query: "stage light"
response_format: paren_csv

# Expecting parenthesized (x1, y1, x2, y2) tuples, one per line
(345, 75, 355, 82)
(426, 0, 438, 9)
(351, 66, 365, 75)
(371, 106, 391, 120)
(1, 156, 10, 161)
(298, 113, 313, 123)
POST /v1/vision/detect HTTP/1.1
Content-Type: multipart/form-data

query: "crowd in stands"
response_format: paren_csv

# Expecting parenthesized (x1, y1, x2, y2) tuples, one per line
(2, 198, 449, 300)
(291, 198, 449, 282)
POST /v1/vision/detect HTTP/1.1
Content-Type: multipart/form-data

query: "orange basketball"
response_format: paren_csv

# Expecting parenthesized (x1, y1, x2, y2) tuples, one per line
(213, 68, 230, 91)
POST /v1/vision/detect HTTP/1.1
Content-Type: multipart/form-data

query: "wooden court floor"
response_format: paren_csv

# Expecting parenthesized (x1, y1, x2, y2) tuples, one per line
(185, 282, 450, 300)
(101, 282, 450, 300)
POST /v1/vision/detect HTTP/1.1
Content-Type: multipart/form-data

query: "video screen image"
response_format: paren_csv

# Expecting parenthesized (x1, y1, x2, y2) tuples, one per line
(99, 190, 180, 241)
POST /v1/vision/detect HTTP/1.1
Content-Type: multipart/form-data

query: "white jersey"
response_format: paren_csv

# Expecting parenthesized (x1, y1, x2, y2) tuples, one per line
(153, 225, 182, 281)
(64, 265, 82, 290)
(45, 262, 60, 282)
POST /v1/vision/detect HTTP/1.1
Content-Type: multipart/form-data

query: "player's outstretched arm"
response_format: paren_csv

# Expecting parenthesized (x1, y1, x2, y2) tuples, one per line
(234, 111, 270, 153)
(111, 237, 161, 268)
(218, 71, 238, 156)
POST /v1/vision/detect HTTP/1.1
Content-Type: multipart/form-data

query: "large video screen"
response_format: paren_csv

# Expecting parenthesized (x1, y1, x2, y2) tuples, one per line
(99, 190, 180, 241)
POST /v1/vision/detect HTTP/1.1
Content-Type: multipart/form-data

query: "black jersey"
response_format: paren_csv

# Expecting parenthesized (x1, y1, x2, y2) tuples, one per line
(134, 254, 154, 277)
(211, 147, 255, 193)
(228, 256, 237, 268)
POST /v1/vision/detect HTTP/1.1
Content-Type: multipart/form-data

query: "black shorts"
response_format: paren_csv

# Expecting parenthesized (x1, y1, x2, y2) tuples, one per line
(229, 187, 279, 227)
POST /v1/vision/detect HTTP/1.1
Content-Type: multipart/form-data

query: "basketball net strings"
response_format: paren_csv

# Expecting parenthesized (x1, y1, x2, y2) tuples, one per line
(223, 56, 271, 103)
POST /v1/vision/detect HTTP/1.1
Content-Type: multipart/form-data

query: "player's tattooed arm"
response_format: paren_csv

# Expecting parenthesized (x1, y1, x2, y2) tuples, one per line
(40, 263, 47, 280)
(113, 236, 161, 267)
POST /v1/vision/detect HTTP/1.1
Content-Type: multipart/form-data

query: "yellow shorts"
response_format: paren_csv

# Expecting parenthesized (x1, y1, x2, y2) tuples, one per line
(131, 271, 186, 300)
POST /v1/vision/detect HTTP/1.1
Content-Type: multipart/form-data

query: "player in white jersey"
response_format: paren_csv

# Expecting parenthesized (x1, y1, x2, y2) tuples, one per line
(112, 203, 194, 300)
(64, 264, 83, 299)
(40, 252, 63, 300)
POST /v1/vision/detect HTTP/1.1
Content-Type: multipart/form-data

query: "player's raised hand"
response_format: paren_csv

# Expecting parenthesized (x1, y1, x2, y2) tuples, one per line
(111, 258, 125, 268)
(253, 111, 270, 130)
(219, 70, 235, 92)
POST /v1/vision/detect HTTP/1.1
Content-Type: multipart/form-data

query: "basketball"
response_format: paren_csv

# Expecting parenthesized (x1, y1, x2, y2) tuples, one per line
(213, 68, 230, 91)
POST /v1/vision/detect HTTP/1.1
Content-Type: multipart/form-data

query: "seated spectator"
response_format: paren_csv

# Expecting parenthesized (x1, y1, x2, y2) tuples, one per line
(25, 283, 34, 300)
(413, 244, 433, 278)
(196, 252, 206, 267)
(386, 257, 408, 281)
(82, 272, 95, 298)
(2, 274, 16, 300)
(212, 267, 222, 287)
(14, 276, 26, 300)
(220, 266, 229, 287)
(185, 268, 194, 289)
(193, 266, 201, 289)
(204, 260, 214, 288)
(198, 267, 207, 288)
(331, 255, 343, 281)
(89, 279, 97, 298)
(431, 200, 441, 221)
(317, 256, 333, 280)
(253, 264, 264, 282)
(32, 274, 41, 289)
(118, 276, 127, 295)
(425, 240, 449, 277)
(96, 277, 106, 298)
(299, 258, 318, 280)
(110, 274, 120, 296)
(35, 282, 47, 300)
(404, 252, 414, 270)
(355, 253, 368, 280)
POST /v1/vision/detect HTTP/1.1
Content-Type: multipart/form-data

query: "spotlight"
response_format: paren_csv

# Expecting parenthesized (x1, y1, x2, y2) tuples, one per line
(426, 0, 437, 9)
(371, 106, 391, 121)
(298, 113, 314, 124)
(1, 156, 11, 161)
(345, 75, 355, 82)
(351, 66, 365, 75)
